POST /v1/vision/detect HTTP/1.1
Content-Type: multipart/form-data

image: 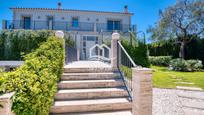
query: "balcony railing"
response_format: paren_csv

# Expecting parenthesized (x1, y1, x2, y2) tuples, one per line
(2, 20, 136, 33)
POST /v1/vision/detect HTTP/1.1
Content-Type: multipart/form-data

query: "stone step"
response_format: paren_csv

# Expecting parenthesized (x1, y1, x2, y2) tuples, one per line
(63, 67, 113, 73)
(58, 79, 124, 89)
(61, 72, 119, 80)
(181, 97, 204, 110)
(177, 90, 204, 100)
(50, 110, 132, 115)
(50, 98, 132, 113)
(55, 87, 128, 100)
(176, 86, 203, 91)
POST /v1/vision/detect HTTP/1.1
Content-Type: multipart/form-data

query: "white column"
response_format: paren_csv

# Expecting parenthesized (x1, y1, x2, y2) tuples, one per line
(76, 34, 81, 61)
(111, 32, 120, 70)
(0, 92, 15, 115)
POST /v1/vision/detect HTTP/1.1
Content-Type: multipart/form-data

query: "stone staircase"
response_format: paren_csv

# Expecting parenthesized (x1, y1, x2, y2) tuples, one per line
(50, 67, 132, 115)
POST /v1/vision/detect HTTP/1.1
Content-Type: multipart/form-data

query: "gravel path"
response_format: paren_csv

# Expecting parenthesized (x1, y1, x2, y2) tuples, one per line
(153, 88, 204, 115)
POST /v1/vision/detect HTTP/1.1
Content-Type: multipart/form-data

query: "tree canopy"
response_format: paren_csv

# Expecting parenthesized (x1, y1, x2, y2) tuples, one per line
(148, 0, 204, 58)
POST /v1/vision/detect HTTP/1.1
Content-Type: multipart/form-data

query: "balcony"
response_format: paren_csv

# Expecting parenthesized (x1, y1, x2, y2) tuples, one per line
(2, 20, 136, 33)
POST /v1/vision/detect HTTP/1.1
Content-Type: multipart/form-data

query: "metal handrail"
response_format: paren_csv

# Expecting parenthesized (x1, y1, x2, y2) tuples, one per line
(117, 41, 137, 67)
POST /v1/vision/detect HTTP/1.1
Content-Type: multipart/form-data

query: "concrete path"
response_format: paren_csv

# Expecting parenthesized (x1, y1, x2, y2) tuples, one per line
(153, 88, 204, 115)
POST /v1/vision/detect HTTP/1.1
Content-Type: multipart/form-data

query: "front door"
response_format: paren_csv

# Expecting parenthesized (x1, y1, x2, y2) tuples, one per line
(81, 36, 99, 60)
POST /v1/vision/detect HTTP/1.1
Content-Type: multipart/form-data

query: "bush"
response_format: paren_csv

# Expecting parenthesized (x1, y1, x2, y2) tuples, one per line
(0, 36, 64, 115)
(186, 60, 203, 71)
(121, 39, 150, 67)
(169, 58, 203, 72)
(0, 30, 54, 60)
(149, 56, 172, 66)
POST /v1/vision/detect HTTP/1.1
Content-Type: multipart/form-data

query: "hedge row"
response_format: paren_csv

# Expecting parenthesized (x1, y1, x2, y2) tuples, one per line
(148, 38, 204, 65)
(0, 36, 64, 115)
(0, 30, 54, 60)
(149, 56, 172, 66)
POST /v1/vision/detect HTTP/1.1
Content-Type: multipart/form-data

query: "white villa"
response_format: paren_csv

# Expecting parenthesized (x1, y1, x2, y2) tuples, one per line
(2, 3, 136, 61)
(0, 3, 154, 115)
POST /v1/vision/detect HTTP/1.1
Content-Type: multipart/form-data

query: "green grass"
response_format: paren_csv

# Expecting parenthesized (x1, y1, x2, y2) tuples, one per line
(152, 66, 204, 89)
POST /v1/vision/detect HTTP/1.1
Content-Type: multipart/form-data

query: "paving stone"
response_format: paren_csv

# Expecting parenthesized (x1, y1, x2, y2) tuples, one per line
(175, 82, 194, 85)
(176, 86, 203, 91)
(180, 97, 204, 110)
(183, 107, 204, 115)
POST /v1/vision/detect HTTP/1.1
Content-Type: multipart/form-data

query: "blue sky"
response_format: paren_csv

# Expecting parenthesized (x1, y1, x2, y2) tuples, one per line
(0, 0, 176, 35)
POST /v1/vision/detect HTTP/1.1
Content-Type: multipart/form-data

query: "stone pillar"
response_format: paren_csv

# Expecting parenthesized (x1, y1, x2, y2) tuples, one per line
(111, 32, 120, 70)
(2, 20, 7, 30)
(132, 67, 153, 115)
(0, 92, 15, 115)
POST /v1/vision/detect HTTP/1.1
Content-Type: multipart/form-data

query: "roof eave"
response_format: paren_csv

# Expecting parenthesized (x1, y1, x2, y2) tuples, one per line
(10, 7, 134, 15)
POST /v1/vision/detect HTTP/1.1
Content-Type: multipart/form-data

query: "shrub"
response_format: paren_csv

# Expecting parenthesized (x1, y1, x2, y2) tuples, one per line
(186, 60, 203, 71)
(121, 39, 150, 67)
(169, 58, 203, 72)
(149, 56, 172, 66)
(0, 36, 64, 115)
(0, 30, 54, 60)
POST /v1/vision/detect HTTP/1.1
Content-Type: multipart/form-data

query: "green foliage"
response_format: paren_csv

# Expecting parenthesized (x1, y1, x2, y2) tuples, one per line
(0, 30, 54, 60)
(148, 38, 204, 66)
(120, 65, 132, 79)
(121, 39, 150, 67)
(148, 39, 180, 58)
(149, 56, 172, 66)
(64, 32, 75, 47)
(0, 36, 64, 115)
(147, 0, 204, 59)
(170, 59, 203, 72)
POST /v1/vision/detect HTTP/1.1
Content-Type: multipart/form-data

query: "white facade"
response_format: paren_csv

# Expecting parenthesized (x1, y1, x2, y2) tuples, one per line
(12, 8, 132, 25)
(10, 8, 133, 32)
(4, 7, 135, 61)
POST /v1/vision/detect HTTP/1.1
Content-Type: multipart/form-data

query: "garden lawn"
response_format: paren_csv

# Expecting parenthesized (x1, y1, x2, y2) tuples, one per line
(152, 66, 204, 90)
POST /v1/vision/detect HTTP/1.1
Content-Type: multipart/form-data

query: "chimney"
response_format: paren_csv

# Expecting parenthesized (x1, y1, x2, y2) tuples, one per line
(124, 5, 128, 13)
(58, 2, 62, 10)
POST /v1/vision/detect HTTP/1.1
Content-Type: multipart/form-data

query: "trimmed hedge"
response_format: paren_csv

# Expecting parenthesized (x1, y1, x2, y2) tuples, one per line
(148, 38, 204, 66)
(149, 56, 172, 66)
(169, 59, 203, 72)
(0, 30, 54, 60)
(0, 36, 64, 115)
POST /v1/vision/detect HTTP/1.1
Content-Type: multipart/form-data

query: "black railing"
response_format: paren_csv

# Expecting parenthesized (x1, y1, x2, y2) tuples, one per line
(3, 20, 136, 33)
(117, 41, 137, 100)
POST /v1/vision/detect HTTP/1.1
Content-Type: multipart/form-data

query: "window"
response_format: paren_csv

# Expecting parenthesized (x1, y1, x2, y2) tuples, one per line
(23, 17, 31, 29)
(72, 17, 79, 27)
(107, 20, 121, 31)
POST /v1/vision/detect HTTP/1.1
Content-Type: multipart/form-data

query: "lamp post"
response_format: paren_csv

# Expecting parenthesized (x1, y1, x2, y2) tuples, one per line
(136, 31, 146, 44)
